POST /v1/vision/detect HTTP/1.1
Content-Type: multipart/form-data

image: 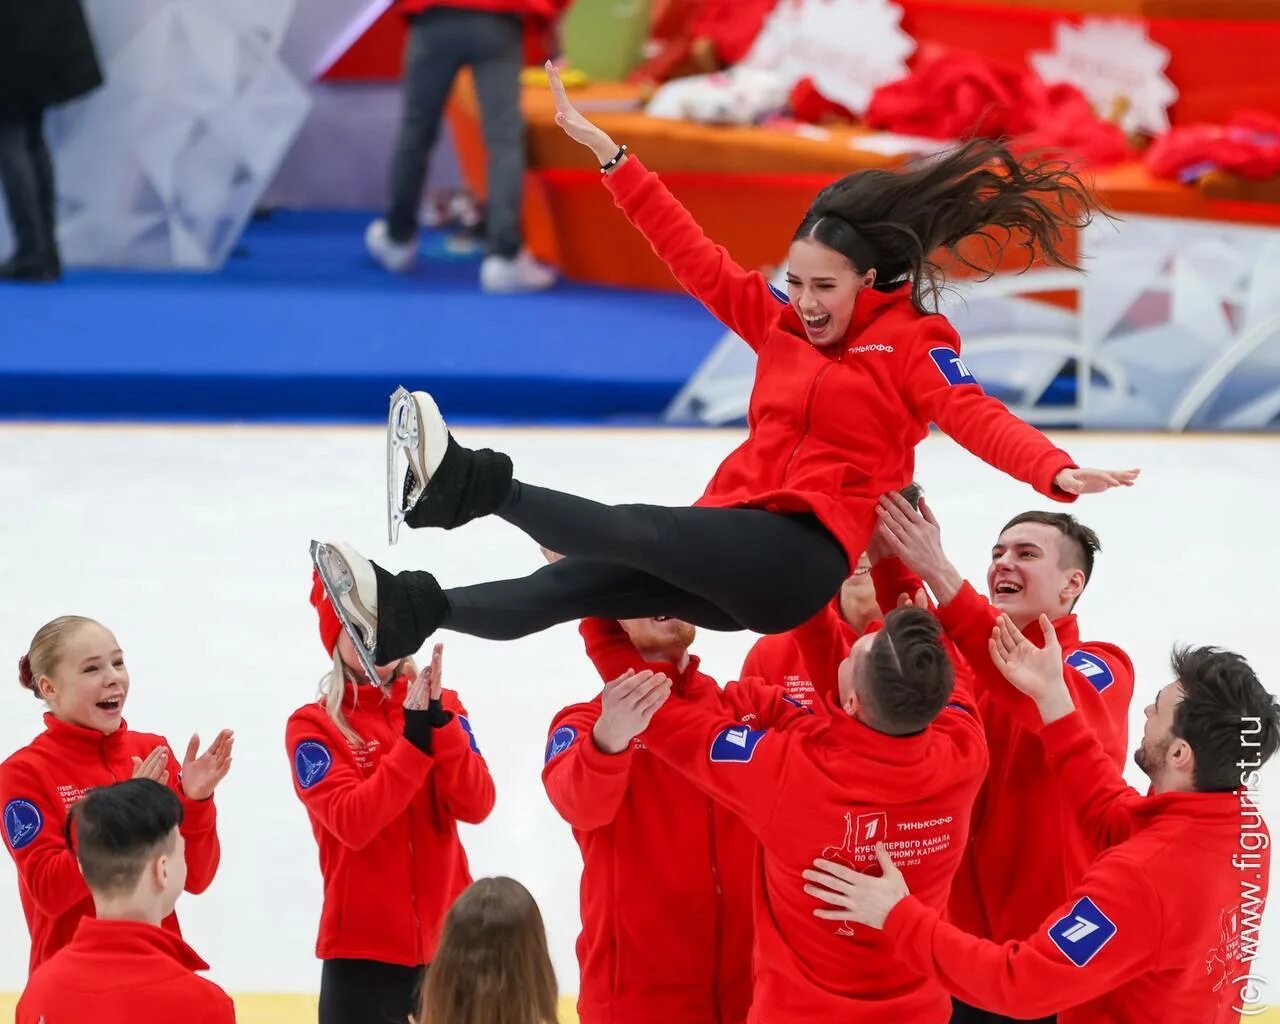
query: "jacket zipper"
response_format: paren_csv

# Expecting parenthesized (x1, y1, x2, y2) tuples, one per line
(780, 361, 834, 487)
(707, 798, 724, 1024)
(385, 702, 423, 959)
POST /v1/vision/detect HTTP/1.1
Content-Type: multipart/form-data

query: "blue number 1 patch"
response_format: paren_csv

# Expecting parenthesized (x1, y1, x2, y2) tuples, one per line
(1048, 897, 1117, 967)
(929, 347, 978, 386)
(710, 726, 768, 763)
(1066, 651, 1116, 693)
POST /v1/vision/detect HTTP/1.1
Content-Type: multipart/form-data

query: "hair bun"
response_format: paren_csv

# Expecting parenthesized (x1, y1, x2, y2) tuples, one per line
(17, 654, 35, 692)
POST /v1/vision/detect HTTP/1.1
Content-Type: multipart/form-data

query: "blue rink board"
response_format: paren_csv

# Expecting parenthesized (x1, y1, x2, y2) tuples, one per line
(0, 211, 724, 423)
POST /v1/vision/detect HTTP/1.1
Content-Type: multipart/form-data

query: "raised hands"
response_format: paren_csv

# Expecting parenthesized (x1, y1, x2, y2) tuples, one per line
(180, 729, 234, 801)
(802, 844, 910, 929)
(131, 745, 170, 786)
(875, 493, 963, 604)
(1054, 466, 1140, 495)
(592, 669, 672, 755)
(988, 614, 1074, 724)
(547, 60, 620, 165)
(406, 643, 445, 711)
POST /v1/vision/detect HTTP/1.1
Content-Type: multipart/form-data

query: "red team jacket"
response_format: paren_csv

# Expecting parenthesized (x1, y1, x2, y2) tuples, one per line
(0, 715, 221, 972)
(603, 156, 1078, 565)
(923, 575, 1134, 942)
(543, 619, 754, 1024)
(16, 917, 235, 1024)
(740, 607, 860, 714)
(287, 678, 495, 966)
(640, 614, 988, 1023)
(885, 710, 1270, 1023)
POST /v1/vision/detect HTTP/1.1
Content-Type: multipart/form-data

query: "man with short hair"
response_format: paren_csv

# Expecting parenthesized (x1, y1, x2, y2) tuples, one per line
(17, 778, 234, 1023)
(630, 602, 987, 1022)
(804, 620, 1278, 1023)
(875, 494, 1133, 1024)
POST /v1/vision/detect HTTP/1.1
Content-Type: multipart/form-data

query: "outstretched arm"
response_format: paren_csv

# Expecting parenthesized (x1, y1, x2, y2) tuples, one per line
(902, 325, 1138, 500)
(548, 63, 779, 350)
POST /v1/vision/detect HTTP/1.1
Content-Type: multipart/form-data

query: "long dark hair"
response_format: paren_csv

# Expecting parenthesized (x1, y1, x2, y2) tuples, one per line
(417, 877, 558, 1024)
(793, 139, 1103, 314)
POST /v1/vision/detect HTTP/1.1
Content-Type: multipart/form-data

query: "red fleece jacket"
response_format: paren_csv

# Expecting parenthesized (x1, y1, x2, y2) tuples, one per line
(0, 715, 221, 973)
(286, 678, 494, 966)
(885, 710, 1269, 1024)
(543, 620, 755, 1024)
(603, 156, 1078, 565)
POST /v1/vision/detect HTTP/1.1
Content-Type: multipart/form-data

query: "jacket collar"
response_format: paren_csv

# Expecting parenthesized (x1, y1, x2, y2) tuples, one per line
(341, 673, 409, 713)
(1023, 612, 1081, 650)
(71, 917, 209, 971)
(818, 698, 934, 765)
(43, 712, 130, 751)
(1128, 788, 1245, 833)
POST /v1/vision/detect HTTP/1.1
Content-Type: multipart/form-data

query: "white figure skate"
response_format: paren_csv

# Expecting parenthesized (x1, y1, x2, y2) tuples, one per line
(310, 540, 380, 685)
(386, 386, 449, 545)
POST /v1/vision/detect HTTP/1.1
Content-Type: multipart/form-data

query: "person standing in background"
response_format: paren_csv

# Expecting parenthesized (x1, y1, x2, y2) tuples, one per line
(0, 0, 102, 281)
(366, 0, 567, 293)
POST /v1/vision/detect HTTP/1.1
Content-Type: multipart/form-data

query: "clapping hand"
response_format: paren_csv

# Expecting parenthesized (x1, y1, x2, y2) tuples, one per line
(547, 60, 620, 165)
(592, 669, 672, 755)
(180, 730, 234, 801)
(988, 614, 1074, 724)
(1054, 466, 1140, 495)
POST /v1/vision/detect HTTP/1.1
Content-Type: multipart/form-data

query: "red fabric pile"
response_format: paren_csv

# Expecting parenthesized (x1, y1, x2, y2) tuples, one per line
(788, 48, 1133, 168)
(1145, 112, 1280, 182)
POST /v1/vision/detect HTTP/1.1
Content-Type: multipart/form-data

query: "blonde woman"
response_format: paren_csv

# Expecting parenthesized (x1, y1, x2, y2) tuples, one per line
(287, 572, 495, 1024)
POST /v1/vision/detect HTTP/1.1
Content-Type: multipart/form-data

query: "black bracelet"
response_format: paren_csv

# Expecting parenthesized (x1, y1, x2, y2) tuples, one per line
(600, 145, 628, 173)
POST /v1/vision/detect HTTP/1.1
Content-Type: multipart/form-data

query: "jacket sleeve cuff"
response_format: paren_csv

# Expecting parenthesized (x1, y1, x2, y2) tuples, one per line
(1038, 710, 1088, 760)
(935, 581, 989, 633)
(179, 791, 217, 834)
(580, 729, 635, 774)
(601, 154, 647, 202)
(429, 715, 474, 762)
(1036, 454, 1079, 503)
(883, 895, 937, 959)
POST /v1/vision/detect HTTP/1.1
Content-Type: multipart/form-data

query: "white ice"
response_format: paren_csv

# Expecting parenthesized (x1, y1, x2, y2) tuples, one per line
(0, 424, 1277, 998)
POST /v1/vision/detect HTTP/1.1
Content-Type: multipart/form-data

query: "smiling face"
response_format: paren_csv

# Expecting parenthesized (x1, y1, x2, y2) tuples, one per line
(785, 238, 875, 348)
(38, 621, 130, 734)
(986, 521, 1085, 630)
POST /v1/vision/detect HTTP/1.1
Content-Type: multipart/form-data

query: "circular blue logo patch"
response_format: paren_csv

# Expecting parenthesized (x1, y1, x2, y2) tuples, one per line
(293, 740, 333, 789)
(4, 799, 43, 851)
(544, 725, 578, 764)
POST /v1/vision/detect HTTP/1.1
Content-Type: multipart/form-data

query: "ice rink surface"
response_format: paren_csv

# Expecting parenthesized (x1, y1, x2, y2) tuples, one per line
(1, 423, 1277, 998)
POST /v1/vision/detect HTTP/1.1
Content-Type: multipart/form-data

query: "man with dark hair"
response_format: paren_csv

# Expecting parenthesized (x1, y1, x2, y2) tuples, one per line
(17, 779, 234, 1023)
(875, 494, 1133, 1024)
(804, 620, 1278, 1023)
(617, 601, 987, 1022)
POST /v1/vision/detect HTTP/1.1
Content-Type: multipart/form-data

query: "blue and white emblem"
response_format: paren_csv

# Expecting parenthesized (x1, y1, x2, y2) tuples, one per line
(929, 347, 978, 386)
(710, 725, 767, 763)
(293, 740, 333, 789)
(545, 725, 578, 763)
(1049, 897, 1117, 967)
(3, 799, 43, 851)
(1066, 651, 1115, 693)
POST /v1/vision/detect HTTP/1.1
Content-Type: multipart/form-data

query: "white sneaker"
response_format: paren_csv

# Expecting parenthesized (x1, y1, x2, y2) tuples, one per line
(365, 219, 418, 273)
(479, 251, 556, 294)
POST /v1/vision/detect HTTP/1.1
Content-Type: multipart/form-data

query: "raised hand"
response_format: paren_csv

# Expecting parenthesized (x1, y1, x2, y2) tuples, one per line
(180, 730, 234, 800)
(875, 494, 963, 603)
(405, 644, 443, 711)
(547, 60, 619, 164)
(1054, 466, 1140, 495)
(131, 745, 170, 786)
(592, 669, 673, 755)
(802, 844, 910, 929)
(988, 614, 1074, 724)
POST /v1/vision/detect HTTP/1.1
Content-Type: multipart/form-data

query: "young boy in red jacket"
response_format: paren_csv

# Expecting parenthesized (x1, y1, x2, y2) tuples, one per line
(806, 617, 1279, 1024)
(17, 778, 235, 1023)
(634, 600, 986, 1023)
(544, 614, 756, 1024)
(875, 493, 1132, 1024)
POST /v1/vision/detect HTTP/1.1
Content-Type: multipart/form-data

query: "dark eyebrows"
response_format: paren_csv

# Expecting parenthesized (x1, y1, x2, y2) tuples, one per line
(993, 542, 1043, 557)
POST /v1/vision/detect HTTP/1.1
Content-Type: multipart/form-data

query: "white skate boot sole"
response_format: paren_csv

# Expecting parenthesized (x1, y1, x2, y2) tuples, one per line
(310, 540, 380, 685)
(386, 386, 449, 545)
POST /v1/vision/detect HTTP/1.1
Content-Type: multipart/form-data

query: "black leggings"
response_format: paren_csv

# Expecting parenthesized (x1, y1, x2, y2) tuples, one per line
(950, 999, 1055, 1024)
(441, 483, 850, 640)
(319, 958, 424, 1024)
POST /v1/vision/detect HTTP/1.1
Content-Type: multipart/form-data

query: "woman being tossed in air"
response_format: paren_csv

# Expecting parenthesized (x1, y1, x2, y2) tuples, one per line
(313, 65, 1137, 682)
